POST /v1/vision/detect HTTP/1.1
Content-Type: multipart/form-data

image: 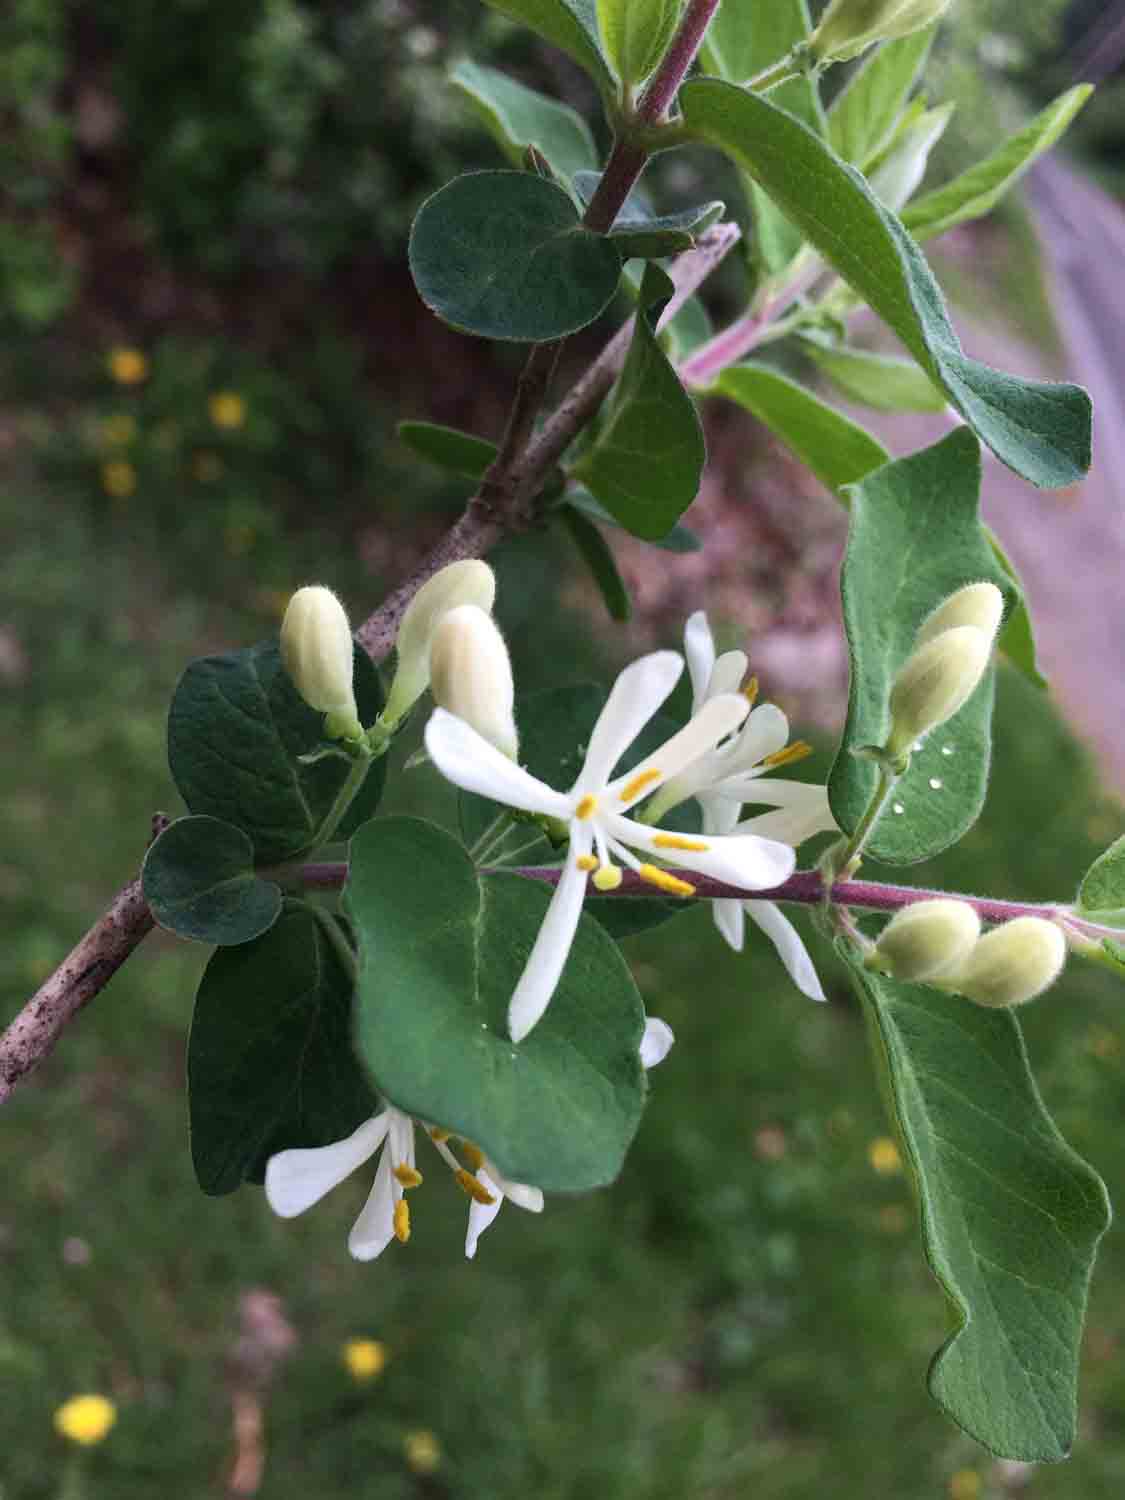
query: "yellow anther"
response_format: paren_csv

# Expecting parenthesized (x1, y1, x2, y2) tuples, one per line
(619, 767, 661, 803)
(429, 1127, 450, 1144)
(456, 1168, 497, 1205)
(461, 1141, 485, 1172)
(575, 794, 598, 820)
(593, 864, 623, 892)
(393, 1163, 423, 1189)
(743, 675, 759, 706)
(575, 854, 599, 872)
(652, 834, 710, 852)
(761, 740, 813, 770)
(393, 1198, 411, 1243)
(638, 864, 696, 898)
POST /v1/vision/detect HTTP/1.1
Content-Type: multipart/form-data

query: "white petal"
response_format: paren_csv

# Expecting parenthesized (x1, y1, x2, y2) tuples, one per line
(264, 1113, 389, 1219)
(387, 1109, 415, 1170)
(700, 794, 741, 838)
(613, 814, 795, 890)
(425, 708, 570, 819)
(712, 897, 745, 951)
(483, 1161, 544, 1213)
(640, 1017, 675, 1068)
(732, 786, 837, 847)
(683, 612, 715, 711)
(707, 650, 749, 701)
(729, 703, 790, 774)
(744, 900, 826, 1002)
(608, 694, 750, 812)
(508, 835, 591, 1043)
(578, 651, 683, 791)
(348, 1145, 398, 1261)
(464, 1170, 505, 1259)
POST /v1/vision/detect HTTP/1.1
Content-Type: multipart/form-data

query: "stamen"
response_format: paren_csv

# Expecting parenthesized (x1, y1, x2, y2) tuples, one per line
(429, 1127, 450, 1144)
(593, 864, 623, 892)
(456, 1168, 497, 1205)
(461, 1142, 485, 1172)
(575, 794, 598, 820)
(619, 767, 661, 803)
(652, 834, 710, 852)
(638, 864, 696, 898)
(393, 1163, 423, 1189)
(393, 1199, 411, 1243)
(761, 740, 813, 770)
(575, 854, 599, 872)
(743, 675, 759, 707)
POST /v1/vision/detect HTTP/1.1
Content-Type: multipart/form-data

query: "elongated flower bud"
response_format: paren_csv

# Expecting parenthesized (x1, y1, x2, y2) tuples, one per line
(868, 104, 954, 213)
(281, 586, 362, 740)
(811, 0, 952, 62)
(872, 899, 981, 982)
(940, 917, 1067, 1009)
(886, 625, 992, 757)
(916, 582, 1005, 649)
(382, 560, 496, 727)
(429, 605, 518, 759)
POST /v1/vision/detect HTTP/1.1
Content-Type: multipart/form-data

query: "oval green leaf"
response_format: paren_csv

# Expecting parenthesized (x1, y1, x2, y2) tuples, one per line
(450, 59, 598, 182)
(143, 815, 282, 945)
(1077, 835, 1125, 928)
(799, 334, 948, 413)
(596, 0, 683, 84)
(481, 0, 614, 94)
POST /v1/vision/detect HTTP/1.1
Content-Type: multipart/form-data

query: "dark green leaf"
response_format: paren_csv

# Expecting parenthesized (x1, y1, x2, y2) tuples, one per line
(410, 171, 622, 342)
(397, 420, 497, 479)
(345, 818, 646, 1193)
(559, 505, 632, 621)
(1077, 837, 1125, 929)
(680, 79, 1093, 488)
(480, 0, 614, 93)
(800, 333, 947, 412)
(988, 530, 1047, 690)
(830, 429, 1019, 864)
(449, 59, 598, 182)
(846, 954, 1110, 1460)
(573, 172, 725, 241)
(827, 28, 935, 166)
(569, 486, 701, 551)
(168, 642, 386, 864)
(143, 815, 282, 945)
(574, 263, 705, 538)
(189, 902, 376, 1195)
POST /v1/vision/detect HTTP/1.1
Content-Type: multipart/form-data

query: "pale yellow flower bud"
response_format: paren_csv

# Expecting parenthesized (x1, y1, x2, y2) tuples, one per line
(429, 605, 519, 759)
(812, 0, 953, 63)
(280, 585, 362, 740)
(872, 898, 981, 982)
(383, 560, 496, 727)
(916, 582, 1005, 649)
(886, 625, 992, 757)
(868, 104, 954, 212)
(940, 917, 1067, 1009)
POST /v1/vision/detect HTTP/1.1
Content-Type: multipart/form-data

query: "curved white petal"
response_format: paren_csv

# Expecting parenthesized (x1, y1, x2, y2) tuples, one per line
(640, 1016, 675, 1068)
(508, 834, 592, 1043)
(613, 815, 795, 891)
(608, 694, 749, 812)
(744, 900, 826, 1002)
(483, 1161, 544, 1213)
(464, 1170, 505, 1259)
(348, 1145, 398, 1261)
(728, 703, 790, 774)
(264, 1113, 389, 1219)
(425, 709, 570, 819)
(700, 795, 741, 839)
(712, 896, 745, 952)
(683, 612, 715, 711)
(579, 651, 683, 791)
(708, 650, 749, 701)
(732, 787, 837, 847)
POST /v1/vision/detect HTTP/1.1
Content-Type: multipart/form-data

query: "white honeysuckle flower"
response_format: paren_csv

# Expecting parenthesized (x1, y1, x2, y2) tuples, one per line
(425, 650, 797, 1042)
(652, 612, 838, 1003)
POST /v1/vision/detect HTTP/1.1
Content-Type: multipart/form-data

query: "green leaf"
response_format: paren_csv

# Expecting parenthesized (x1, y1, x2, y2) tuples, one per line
(574, 263, 705, 539)
(168, 642, 386, 864)
(830, 429, 1019, 864)
(596, 0, 682, 85)
(680, 79, 1093, 489)
(142, 815, 282, 945)
(987, 530, 1048, 690)
(904, 86, 1093, 241)
(409, 171, 622, 343)
(572, 171, 725, 245)
(345, 818, 646, 1192)
(799, 333, 948, 412)
(827, 27, 935, 166)
(1077, 837, 1125, 928)
(846, 954, 1110, 1461)
(449, 59, 598, 182)
(189, 901, 376, 1195)
(715, 362, 890, 494)
(568, 486, 701, 551)
(398, 420, 497, 479)
(559, 504, 631, 621)
(480, 0, 614, 93)
(1100, 939, 1125, 976)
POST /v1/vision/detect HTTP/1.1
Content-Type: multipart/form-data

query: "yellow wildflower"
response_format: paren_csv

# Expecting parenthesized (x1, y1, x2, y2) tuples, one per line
(101, 460, 137, 499)
(209, 391, 247, 430)
(54, 1394, 117, 1446)
(107, 348, 148, 386)
(867, 1137, 903, 1175)
(342, 1338, 387, 1382)
(403, 1428, 442, 1474)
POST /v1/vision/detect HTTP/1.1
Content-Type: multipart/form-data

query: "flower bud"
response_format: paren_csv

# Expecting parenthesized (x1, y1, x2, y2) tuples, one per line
(280, 586, 362, 740)
(940, 917, 1067, 1009)
(429, 605, 518, 759)
(886, 625, 992, 757)
(868, 104, 954, 212)
(382, 560, 496, 727)
(811, 0, 952, 63)
(872, 899, 981, 982)
(916, 582, 1005, 649)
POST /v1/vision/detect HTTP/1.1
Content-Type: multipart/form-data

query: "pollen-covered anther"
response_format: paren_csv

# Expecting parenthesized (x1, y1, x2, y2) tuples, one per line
(639, 864, 696, 898)
(575, 794, 598, 820)
(429, 1127, 450, 1144)
(761, 741, 813, 771)
(620, 767, 661, 803)
(742, 675, 759, 707)
(652, 834, 710, 852)
(455, 1168, 497, 1205)
(575, 854, 599, 872)
(461, 1142, 485, 1172)
(593, 863, 623, 892)
(393, 1199, 411, 1243)
(393, 1163, 423, 1189)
